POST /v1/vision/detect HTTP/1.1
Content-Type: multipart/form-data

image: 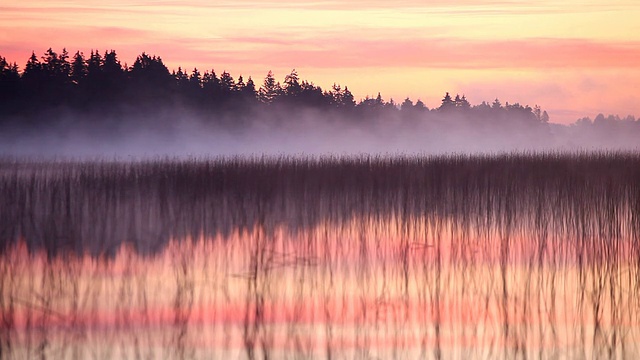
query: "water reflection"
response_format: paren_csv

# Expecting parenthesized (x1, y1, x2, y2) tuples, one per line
(1, 155, 640, 358)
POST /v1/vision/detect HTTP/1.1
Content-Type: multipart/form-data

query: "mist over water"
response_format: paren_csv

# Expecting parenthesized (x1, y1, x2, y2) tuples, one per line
(2, 48, 639, 158)
(1, 108, 637, 158)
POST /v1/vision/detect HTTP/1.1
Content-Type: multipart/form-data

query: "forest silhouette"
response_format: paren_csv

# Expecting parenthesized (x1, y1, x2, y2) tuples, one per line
(0, 48, 638, 152)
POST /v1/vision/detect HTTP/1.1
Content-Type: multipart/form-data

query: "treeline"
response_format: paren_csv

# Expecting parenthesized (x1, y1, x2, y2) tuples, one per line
(1, 48, 549, 124)
(2, 48, 640, 151)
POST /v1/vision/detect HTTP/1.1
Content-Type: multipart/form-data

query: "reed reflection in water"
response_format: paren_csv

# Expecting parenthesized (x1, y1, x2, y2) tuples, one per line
(1, 153, 640, 359)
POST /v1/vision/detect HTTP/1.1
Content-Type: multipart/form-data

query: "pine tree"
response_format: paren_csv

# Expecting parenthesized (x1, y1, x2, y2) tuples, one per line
(283, 69, 301, 98)
(86, 50, 102, 79)
(439, 92, 454, 110)
(331, 83, 342, 106)
(23, 52, 43, 81)
(541, 110, 549, 123)
(202, 70, 221, 93)
(41, 48, 71, 85)
(242, 76, 257, 100)
(414, 99, 427, 111)
(102, 50, 123, 79)
(375, 92, 383, 106)
(189, 68, 201, 87)
(0, 56, 21, 111)
(21, 52, 44, 100)
(459, 95, 471, 110)
(0, 56, 19, 82)
(174, 67, 189, 88)
(235, 75, 245, 92)
(219, 71, 235, 94)
(71, 51, 87, 85)
(454, 94, 461, 107)
(258, 70, 281, 104)
(401, 97, 413, 111)
(342, 86, 355, 107)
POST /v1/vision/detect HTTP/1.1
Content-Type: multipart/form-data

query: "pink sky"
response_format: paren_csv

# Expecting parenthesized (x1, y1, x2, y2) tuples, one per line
(2, 0, 640, 123)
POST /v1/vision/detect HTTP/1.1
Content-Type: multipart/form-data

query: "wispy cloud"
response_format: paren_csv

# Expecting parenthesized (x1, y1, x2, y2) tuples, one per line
(118, 0, 640, 13)
(186, 35, 640, 70)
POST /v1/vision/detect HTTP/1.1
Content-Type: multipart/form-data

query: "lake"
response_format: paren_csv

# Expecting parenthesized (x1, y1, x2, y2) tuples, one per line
(2, 153, 639, 359)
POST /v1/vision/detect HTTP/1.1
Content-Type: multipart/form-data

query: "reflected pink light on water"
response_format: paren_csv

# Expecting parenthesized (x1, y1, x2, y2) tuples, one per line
(3, 216, 638, 358)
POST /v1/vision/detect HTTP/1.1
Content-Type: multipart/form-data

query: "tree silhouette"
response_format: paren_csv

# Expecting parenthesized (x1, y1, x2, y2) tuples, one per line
(235, 75, 245, 92)
(375, 92, 384, 106)
(439, 92, 455, 111)
(242, 77, 257, 100)
(0, 56, 20, 83)
(84, 50, 103, 105)
(457, 94, 470, 110)
(174, 67, 189, 90)
(71, 51, 87, 85)
(219, 71, 235, 96)
(541, 110, 549, 123)
(21, 52, 44, 103)
(0, 56, 20, 114)
(0, 47, 568, 140)
(202, 69, 222, 107)
(258, 71, 281, 104)
(414, 99, 427, 111)
(342, 86, 355, 108)
(101, 50, 125, 100)
(283, 69, 302, 100)
(41, 48, 70, 84)
(128, 53, 173, 106)
(401, 98, 413, 111)
(86, 51, 102, 78)
(298, 80, 329, 107)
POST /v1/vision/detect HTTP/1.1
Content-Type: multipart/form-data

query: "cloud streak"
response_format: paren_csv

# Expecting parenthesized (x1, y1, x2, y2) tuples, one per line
(212, 36, 640, 69)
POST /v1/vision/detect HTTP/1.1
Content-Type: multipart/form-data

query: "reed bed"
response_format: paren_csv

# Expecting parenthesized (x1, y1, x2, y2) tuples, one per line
(1, 152, 640, 359)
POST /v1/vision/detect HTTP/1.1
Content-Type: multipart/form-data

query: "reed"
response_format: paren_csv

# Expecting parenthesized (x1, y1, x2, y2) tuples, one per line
(1, 152, 639, 358)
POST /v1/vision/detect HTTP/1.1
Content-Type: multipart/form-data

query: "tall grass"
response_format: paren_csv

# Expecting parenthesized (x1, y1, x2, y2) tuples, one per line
(1, 152, 640, 358)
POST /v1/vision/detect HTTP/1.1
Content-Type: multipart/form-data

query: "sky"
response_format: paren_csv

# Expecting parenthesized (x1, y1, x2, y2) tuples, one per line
(1, 0, 640, 124)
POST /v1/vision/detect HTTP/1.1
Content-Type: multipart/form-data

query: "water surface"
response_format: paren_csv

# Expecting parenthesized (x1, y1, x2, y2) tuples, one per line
(2, 154, 639, 358)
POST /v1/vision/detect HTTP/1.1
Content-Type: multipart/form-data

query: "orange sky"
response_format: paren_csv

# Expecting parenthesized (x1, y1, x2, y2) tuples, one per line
(2, 0, 640, 123)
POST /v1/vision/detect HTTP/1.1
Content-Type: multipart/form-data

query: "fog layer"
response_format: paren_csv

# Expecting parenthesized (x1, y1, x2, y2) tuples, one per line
(0, 107, 637, 158)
